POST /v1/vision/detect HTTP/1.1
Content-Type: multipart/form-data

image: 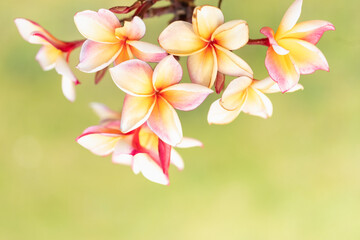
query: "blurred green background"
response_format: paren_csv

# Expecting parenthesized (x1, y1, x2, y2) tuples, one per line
(1, 0, 359, 239)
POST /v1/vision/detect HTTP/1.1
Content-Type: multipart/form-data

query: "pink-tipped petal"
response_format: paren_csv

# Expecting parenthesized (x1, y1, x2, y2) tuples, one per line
(14, 18, 65, 47)
(110, 59, 154, 96)
(152, 55, 183, 91)
(187, 46, 218, 88)
(147, 96, 183, 146)
(279, 38, 329, 74)
(35, 45, 61, 71)
(160, 83, 213, 111)
(207, 99, 242, 125)
(159, 21, 207, 56)
(78, 40, 122, 73)
(74, 9, 121, 43)
(115, 16, 146, 40)
(76, 126, 124, 156)
(132, 153, 169, 185)
(192, 5, 224, 40)
(176, 137, 203, 148)
(276, 0, 303, 37)
(61, 75, 76, 102)
(242, 87, 273, 119)
(282, 20, 335, 45)
(265, 47, 300, 93)
(127, 41, 167, 62)
(212, 20, 249, 50)
(215, 45, 253, 78)
(170, 149, 184, 170)
(260, 27, 289, 55)
(120, 95, 156, 133)
(220, 76, 252, 111)
(90, 102, 121, 121)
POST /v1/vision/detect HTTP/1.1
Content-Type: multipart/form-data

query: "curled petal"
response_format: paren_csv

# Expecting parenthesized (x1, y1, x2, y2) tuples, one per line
(74, 9, 121, 43)
(114, 44, 134, 65)
(250, 77, 303, 94)
(152, 55, 182, 91)
(212, 20, 249, 50)
(265, 47, 300, 93)
(170, 149, 184, 170)
(36, 45, 61, 71)
(147, 96, 182, 146)
(207, 99, 242, 125)
(138, 125, 159, 158)
(76, 126, 124, 156)
(261, 27, 290, 55)
(127, 41, 167, 62)
(159, 21, 207, 56)
(251, 77, 278, 93)
(78, 40, 122, 73)
(160, 83, 213, 111)
(278, 38, 329, 74)
(55, 56, 78, 84)
(221, 76, 251, 111)
(158, 139, 171, 175)
(61, 75, 76, 102)
(192, 5, 224, 40)
(282, 20, 335, 45)
(132, 153, 169, 185)
(90, 102, 121, 121)
(276, 0, 303, 37)
(112, 136, 134, 165)
(110, 59, 154, 96)
(187, 46, 218, 88)
(14, 18, 65, 47)
(115, 16, 145, 40)
(120, 95, 156, 133)
(260, 27, 289, 55)
(215, 45, 253, 78)
(242, 87, 273, 119)
(176, 137, 203, 148)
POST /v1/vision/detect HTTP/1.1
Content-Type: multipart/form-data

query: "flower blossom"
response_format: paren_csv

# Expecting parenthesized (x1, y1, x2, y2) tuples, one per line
(74, 9, 167, 74)
(14, 18, 82, 102)
(158, 5, 253, 88)
(109, 55, 213, 146)
(208, 77, 303, 124)
(260, 0, 335, 92)
(76, 103, 203, 185)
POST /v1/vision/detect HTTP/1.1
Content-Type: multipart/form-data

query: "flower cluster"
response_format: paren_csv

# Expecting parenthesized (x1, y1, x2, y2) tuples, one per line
(15, 0, 334, 185)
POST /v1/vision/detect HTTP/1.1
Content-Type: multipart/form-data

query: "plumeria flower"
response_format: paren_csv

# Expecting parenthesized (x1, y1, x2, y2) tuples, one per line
(14, 18, 82, 102)
(76, 104, 203, 185)
(158, 5, 253, 88)
(109, 55, 213, 146)
(74, 9, 167, 74)
(260, 0, 335, 92)
(208, 76, 303, 124)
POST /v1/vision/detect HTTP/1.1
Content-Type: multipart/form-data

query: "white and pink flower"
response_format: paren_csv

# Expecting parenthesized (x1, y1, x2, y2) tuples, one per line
(261, 0, 335, 92)
(14, 18, 82, 102)
(109, 55, 213, 146)
(74, 9, 167, 73)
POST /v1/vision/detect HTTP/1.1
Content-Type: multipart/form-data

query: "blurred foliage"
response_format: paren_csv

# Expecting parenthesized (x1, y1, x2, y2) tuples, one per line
(1, 0, 360, 239)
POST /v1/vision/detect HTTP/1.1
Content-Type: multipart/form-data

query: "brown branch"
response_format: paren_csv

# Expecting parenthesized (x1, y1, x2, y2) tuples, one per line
(247, 38, 270, 47)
